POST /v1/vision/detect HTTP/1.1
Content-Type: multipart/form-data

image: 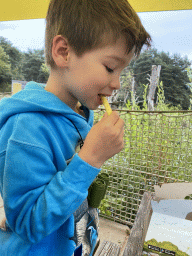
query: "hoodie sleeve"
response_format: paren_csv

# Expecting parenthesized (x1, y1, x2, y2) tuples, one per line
(2, 114, 100, 244)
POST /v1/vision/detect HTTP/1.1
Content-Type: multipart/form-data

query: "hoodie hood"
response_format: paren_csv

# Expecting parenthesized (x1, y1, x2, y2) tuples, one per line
(0, 82, 94, 129)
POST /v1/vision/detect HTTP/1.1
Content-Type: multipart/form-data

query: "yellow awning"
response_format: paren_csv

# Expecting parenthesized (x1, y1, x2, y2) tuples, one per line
(1, 0, 192, 22)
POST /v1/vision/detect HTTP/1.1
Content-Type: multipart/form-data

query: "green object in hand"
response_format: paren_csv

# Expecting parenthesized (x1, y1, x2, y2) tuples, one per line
(88, 172, 109, 208)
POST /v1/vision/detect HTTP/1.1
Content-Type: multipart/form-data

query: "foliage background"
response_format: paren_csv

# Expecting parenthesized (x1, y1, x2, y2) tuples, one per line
(95, 83, 192, 225)
(0, 37, 49, 92)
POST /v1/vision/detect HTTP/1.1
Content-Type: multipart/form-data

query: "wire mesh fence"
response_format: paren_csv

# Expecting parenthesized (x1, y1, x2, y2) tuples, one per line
(94, 108, 192, 227)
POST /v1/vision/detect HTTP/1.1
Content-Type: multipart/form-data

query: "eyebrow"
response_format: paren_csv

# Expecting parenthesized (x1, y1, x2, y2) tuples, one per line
(106, 55, 126, 65)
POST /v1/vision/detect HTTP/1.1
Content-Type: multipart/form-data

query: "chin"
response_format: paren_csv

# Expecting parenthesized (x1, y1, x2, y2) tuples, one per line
(88, 106, 97, 111)
(85, 102, 99, 111)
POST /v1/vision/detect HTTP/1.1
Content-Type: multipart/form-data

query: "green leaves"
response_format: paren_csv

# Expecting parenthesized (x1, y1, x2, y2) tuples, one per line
(22, 49, 47, 82)
(0, 46, 12, 91)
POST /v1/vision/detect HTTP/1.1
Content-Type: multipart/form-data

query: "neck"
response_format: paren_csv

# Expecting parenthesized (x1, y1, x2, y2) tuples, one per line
(45, 72, 78, 112)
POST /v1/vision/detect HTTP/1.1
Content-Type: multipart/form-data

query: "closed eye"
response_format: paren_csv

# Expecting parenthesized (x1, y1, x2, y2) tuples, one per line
(105, 66, 114, 73)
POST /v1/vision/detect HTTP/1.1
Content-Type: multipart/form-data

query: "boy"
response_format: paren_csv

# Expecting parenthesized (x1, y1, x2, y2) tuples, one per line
(0, 0, 151, 255)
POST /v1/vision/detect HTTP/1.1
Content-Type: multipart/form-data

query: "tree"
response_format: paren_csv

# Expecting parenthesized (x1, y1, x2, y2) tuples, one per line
(0, 46, 12, 92)
(38, 63, 50, 83)
(129, 48, 192, 109)
(0, 37, 49, 88)
(0, 37, 24, 80)
(22, 49, 46, 82)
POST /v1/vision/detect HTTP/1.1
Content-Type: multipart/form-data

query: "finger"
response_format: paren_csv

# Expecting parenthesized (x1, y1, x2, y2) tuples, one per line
(102, 112, 108, 118)
(98, 111, 118, 125)
(106, 111, 120, 125)
(114, 117, 125, 131)
(98, 112, 108, 123)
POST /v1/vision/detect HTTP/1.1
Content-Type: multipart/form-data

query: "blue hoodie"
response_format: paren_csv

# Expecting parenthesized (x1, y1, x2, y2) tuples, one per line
(0, 82, 100, 255)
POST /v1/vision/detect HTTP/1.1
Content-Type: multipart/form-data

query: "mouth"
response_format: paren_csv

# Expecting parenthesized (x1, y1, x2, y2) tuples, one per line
(98, 94, 103, 105)
(98, 94, 111, 98)
(98, 94, 111, 106)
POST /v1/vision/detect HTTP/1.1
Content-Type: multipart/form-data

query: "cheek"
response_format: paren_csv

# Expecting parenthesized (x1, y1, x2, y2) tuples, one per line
(75, 63, 109, 92)
(82, 76, 107, 93)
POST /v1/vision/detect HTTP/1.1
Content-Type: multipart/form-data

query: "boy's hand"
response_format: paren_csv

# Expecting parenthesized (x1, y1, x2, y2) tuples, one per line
(78, 111, 124, 169)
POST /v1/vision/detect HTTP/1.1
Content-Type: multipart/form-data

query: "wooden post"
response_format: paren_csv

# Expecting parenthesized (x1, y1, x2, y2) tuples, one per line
(147, 65, 161, 111)
(123, 192, 153, 256)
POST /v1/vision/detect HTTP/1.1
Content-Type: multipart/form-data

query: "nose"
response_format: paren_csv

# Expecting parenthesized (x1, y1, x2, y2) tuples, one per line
(109, 76, 121, 90)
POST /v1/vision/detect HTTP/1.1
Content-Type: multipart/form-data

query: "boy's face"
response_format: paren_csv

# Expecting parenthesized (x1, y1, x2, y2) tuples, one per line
(51, 35, 135, 111)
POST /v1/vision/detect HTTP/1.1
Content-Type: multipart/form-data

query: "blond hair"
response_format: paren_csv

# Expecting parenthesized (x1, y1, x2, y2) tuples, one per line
(45, 0, 151, 68)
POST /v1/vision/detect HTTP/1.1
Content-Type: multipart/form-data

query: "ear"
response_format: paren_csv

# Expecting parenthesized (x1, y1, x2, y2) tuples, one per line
(52, 35, 69, 68)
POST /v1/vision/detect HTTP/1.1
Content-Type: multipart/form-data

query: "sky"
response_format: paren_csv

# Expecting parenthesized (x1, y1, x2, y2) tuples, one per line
(0, 10, 192, 63)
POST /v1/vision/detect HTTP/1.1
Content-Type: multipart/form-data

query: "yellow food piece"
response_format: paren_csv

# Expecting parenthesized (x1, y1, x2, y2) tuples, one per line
(101, 96, 112, 116)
